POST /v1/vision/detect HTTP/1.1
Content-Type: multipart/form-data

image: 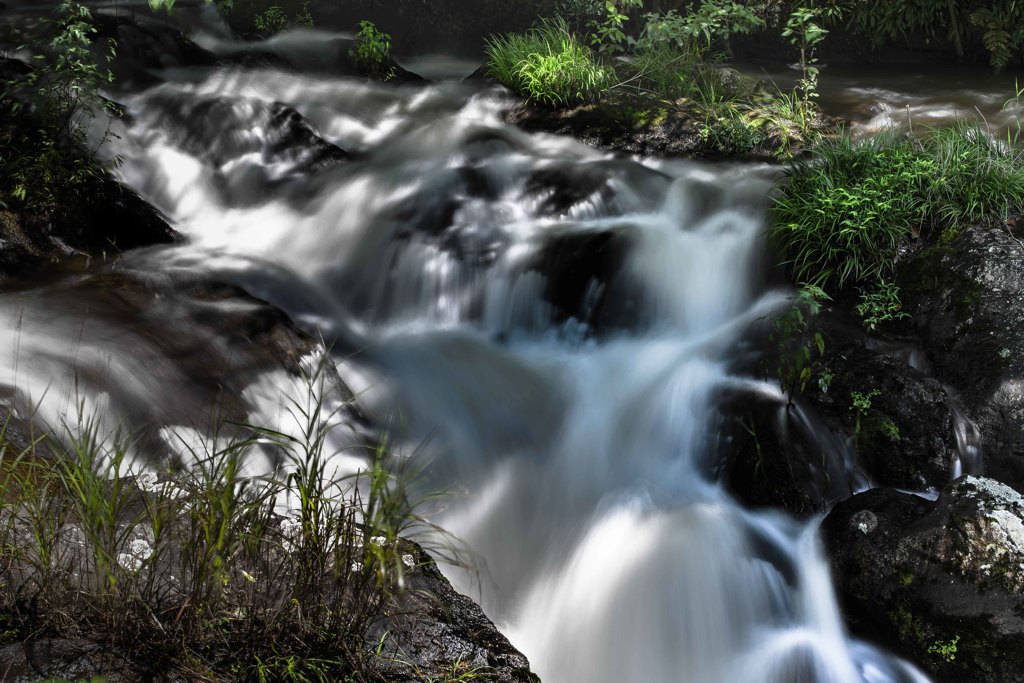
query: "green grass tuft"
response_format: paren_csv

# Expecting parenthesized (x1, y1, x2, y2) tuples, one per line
(485, 18, 616, 107)
(771, 123, 1024, 293)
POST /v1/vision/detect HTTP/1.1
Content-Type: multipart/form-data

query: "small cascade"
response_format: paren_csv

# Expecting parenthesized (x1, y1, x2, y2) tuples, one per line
(951, 402, 984, 479)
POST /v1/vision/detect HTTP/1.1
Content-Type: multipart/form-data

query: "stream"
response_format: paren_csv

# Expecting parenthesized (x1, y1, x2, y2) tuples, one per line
(4, 4, 1020, 682)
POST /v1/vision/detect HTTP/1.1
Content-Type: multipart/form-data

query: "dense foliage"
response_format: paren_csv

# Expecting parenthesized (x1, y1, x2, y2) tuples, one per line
(771, 124, 1024, 293)
(815, 0, 1024, 70)
(0, 1, 116, 216)
(558, 0, 1024, 69)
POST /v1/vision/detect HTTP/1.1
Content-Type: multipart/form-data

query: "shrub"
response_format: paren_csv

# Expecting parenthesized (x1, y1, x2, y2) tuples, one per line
(485, 18, 616, 107)
(349, 20, 395, 81)
(254, 5, 288, 36)
(818, 0, 1024, 71)
(636, 2, 765, 60)
(924, 121, 1024, 224)
(554, 0, 606, 35)
(769, 283, 830, 404)
(1, 1, 117, 215)
(771, 130, 932, 290)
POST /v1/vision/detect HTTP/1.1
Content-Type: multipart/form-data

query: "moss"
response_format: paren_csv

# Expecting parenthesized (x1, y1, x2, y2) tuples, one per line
(892, 600, 928, 644)
(610, 103, 671, 129)
(900, 241, 983, 323)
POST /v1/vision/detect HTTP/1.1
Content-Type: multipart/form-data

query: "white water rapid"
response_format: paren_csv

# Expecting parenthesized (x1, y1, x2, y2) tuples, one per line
(0, 7, 939, 682)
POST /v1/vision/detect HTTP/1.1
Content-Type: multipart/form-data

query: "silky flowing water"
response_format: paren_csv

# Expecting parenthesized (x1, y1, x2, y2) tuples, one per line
(7, 5, 1015, 681)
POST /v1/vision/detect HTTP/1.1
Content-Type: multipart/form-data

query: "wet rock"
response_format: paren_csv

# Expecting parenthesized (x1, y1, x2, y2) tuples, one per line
(0, 524, 536, 682)
(899, 224, 1024, 490)
(139, 94, 350, 178)
(371, 543, 539, 683)
(723, 311, 959, 513)
(0, 179, 177, 280)
(0, 639, 158, 683)
(526, 165, 614, 217)
(525, 226, 649, 335)
(508, 95, 707, 160)
(60, 176, 178, 251)
(507, 90, 786, 161)
(824, 476, 1024, 683)
(0, 265, 353, 456)
(92, 14, 217, 90)
(805, 315, 959, 490)
(718, 388, 863, 516)
(0, 63, 178, 274)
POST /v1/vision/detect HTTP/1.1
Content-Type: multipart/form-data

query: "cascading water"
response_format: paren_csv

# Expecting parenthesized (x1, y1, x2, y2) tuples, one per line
(0, 7, 941, 682)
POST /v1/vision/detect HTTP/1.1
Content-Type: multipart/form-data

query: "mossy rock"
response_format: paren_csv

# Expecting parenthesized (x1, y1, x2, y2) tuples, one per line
(824, 477, 1024, 683)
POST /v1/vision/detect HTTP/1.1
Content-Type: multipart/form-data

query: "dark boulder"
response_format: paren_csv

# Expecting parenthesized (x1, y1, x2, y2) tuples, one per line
(137, 93, 349, 176)
(92, 14, 217, 90)
(899, 224, 1024, 491)
(805, 315, 960, 490)
(524, 225, 650, 336)
(718, 387, 864, 515)
(824, 476, 1024, 683)
(371, 542, 539, 683)
(0, 178, 177, 280)
(0, 265, 359, 458)
(721, 310, 960, 515)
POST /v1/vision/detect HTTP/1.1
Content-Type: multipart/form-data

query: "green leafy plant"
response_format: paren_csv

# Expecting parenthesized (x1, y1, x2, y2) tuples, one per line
(772, 131, 933, 291)
(486, 18, 617, 106)
(590, 0, 643, 55)
(255, 5, 288, 36)
(856, 280, 909, 331)
(613, 3, 764, 112)
(850, 389, 900, 449)
(294, 2, 314, 28)
(781, 6, 830, 137)
(349, 20, 395, 81)
(637, 2, 764, 59)
(850, 389, 880, 424)
(1, 1, 118, 215)
(769, 283, 830, 404)
(928, 634, 960, 662)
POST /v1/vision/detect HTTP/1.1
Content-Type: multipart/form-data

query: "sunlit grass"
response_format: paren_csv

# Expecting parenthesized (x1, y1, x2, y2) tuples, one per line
(771, 123, 1024, 292)
(485, 18, 616, 107)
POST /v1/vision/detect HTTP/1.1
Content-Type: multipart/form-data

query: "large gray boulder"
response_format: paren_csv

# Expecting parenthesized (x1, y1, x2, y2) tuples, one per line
(823, 476, 1024, 683)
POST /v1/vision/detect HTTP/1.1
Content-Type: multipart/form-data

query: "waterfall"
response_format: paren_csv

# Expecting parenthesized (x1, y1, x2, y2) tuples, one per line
(1, 11, 933, 681)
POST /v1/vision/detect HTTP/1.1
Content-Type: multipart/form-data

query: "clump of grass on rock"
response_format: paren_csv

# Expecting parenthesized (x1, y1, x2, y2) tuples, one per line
(771, 122, 1024, 295)
(485, 18, 616, 107)
(0, 355, 458, 682)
